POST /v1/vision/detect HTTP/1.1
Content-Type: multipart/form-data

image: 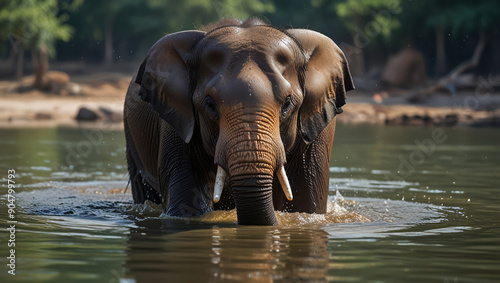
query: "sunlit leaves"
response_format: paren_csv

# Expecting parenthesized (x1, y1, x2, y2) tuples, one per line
(0, 0, 76, 56)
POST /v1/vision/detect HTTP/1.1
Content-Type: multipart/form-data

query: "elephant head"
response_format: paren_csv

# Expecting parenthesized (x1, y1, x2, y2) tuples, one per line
(134, 18, 353, 225)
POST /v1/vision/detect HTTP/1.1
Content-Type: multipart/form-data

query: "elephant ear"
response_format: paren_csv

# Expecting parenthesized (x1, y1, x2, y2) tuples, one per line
(135, 30, 205, 144)
(287, 29, 354, 143)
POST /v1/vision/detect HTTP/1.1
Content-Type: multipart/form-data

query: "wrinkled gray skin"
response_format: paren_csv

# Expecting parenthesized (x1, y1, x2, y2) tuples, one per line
(124, 18, 354, 225)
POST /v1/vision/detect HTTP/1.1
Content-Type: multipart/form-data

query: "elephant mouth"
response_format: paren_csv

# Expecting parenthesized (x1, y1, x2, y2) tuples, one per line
(212, 165, 293, 203)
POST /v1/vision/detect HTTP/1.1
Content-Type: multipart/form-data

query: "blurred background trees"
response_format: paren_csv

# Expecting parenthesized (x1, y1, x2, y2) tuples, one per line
(1, 0, 499, 84)
(0, 0, 77, 85)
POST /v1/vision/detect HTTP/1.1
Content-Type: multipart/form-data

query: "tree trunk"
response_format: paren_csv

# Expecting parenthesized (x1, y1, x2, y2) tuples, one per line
(446, 31, 487, 81)
(435, 29, 447, 76)
(349, 16, 366, 76)
(350, 40, 365, 77)
(104, 16, 114, 66)
(16, 44, 24, 81)
(33, 45, 49, 90)
(5, 48, 16, 76)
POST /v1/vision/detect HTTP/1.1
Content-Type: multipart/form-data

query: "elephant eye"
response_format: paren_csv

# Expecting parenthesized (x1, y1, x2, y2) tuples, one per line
(280, 96, 294, 119)
(205, 96, 219, 120)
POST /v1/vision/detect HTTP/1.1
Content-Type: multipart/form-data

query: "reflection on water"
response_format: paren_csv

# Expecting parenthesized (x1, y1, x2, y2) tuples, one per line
(1, 124, 499, 282)
(126, 222, 330, 282)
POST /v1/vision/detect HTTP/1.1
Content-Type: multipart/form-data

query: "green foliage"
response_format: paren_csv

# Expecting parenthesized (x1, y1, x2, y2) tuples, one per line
(58, 0, 274, 61)
(0, 0, 75, 56)
(211, 0, 275, 21)
(426, 0, 500, 33)
(1, 0, 499, 74)
(145, 0, 275, 32)
(265, 0, 348, 39)
(328, 0, 402, 40)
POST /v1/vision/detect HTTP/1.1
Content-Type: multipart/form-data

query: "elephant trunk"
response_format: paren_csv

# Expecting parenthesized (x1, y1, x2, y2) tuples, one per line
(214, 110, 291, 225)
(231, 170, 277, 225)
(227, 137, 279, 225)
(214, 163, 292, 225)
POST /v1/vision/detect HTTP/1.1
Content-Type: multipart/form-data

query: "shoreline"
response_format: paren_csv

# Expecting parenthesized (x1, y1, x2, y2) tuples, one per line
(1, 74, 499, 129)
(2, 97, 499, 129)
(340, 102, 500, 128)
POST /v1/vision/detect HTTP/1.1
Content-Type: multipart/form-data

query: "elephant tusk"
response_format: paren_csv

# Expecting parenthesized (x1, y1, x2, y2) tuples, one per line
(213, 165, 226, 203)
(277, 166, 293, 201)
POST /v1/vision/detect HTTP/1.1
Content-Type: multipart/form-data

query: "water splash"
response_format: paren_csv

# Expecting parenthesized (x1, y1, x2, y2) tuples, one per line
(14, 181, 131, 220)
(276, 193, 370, 227)
(13, 182, 370, 227)
(13, 181, 457, 232)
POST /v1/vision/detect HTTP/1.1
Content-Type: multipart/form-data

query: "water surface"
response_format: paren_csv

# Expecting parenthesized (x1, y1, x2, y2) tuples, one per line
(0, 123, 499, 282)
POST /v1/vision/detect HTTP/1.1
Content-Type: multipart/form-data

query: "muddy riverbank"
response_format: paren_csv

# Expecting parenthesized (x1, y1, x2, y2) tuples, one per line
(1, 73, 499, 128)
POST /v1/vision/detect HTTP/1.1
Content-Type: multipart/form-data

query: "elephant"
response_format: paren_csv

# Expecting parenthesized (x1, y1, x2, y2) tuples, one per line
(124, 18, 354, 225)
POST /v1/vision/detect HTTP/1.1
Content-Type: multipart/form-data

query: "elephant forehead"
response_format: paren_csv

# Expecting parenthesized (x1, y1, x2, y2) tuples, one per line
(204, 26, 296, 53)
(195, 26, 303, 108)
(215, 72, 276, 108)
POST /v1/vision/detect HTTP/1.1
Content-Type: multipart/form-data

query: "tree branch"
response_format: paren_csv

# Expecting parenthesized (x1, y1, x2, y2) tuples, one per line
(407, 31, 488, 103)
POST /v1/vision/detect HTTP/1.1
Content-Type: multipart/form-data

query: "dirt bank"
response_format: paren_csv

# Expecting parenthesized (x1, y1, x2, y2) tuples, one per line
(340, 102, 500, 128)
(0, 72, 129, 128)
(1, 73, 499, 129)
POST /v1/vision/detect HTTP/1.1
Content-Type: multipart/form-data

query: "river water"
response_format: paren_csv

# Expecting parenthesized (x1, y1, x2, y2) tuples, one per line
(0, 123, 499, 282)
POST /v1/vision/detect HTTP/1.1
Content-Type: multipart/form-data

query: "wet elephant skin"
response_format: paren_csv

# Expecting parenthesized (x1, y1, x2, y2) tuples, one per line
(124, 18, 354, 225)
